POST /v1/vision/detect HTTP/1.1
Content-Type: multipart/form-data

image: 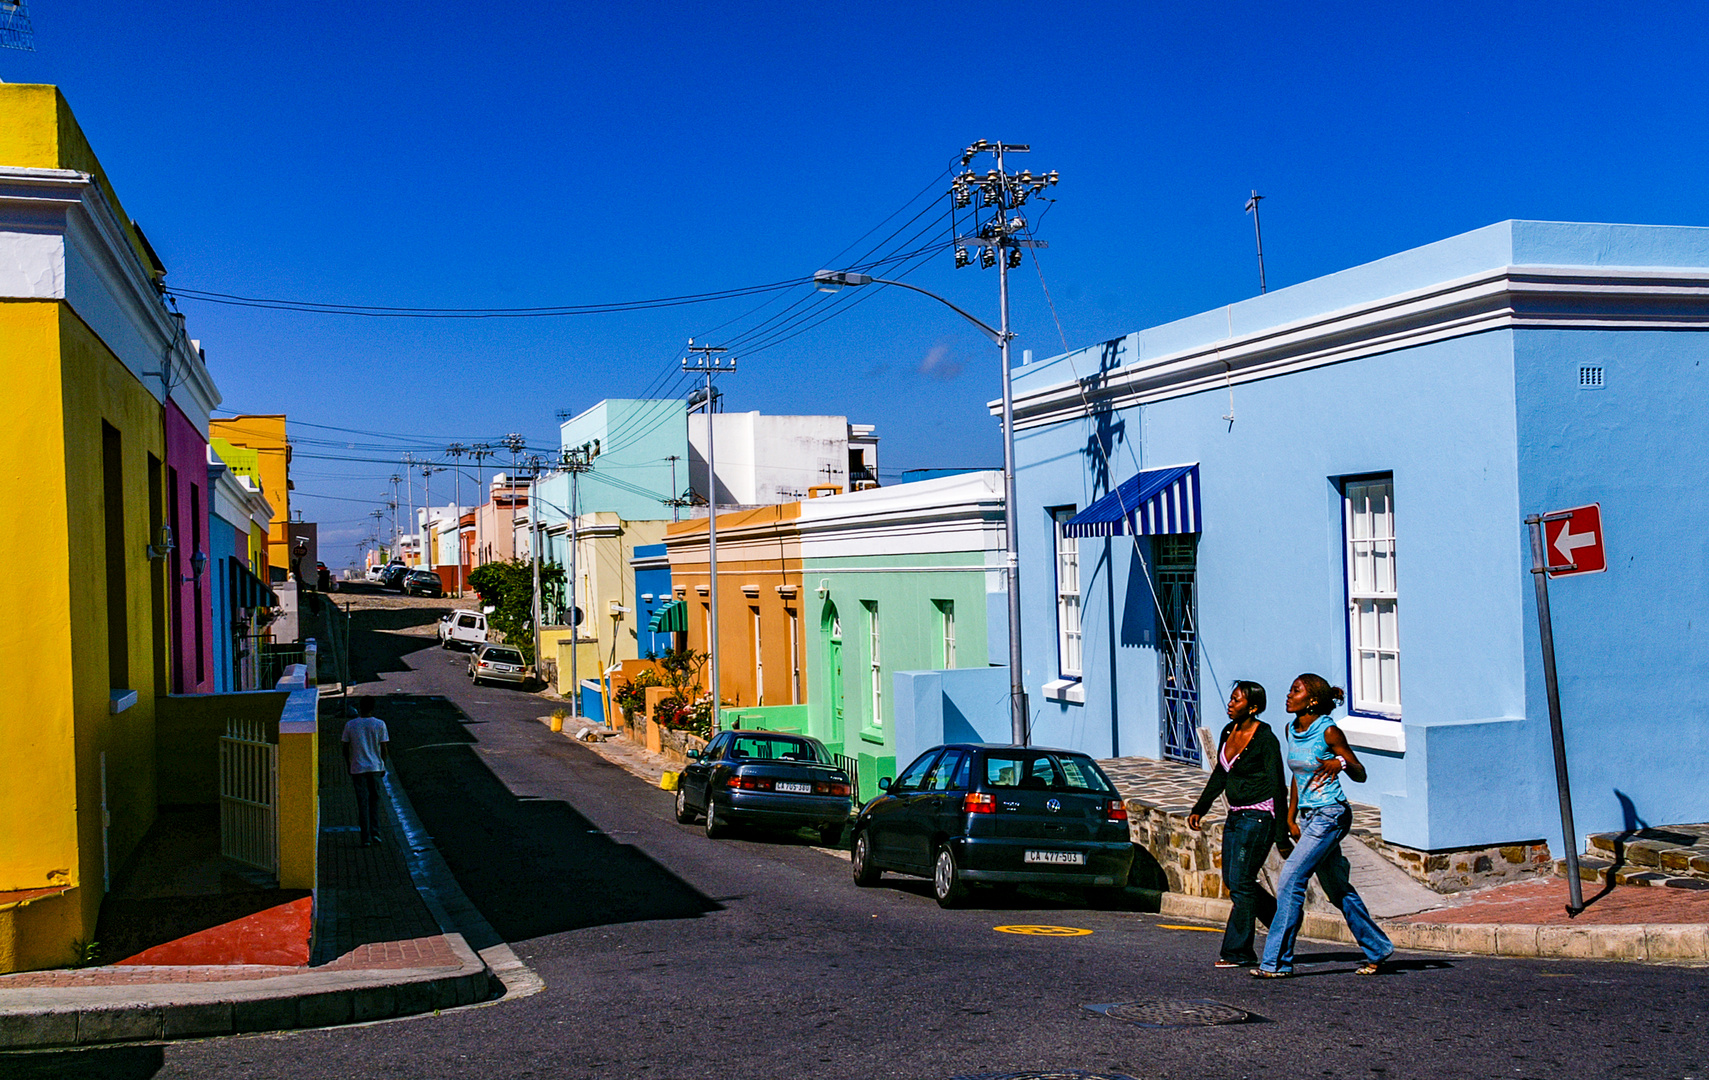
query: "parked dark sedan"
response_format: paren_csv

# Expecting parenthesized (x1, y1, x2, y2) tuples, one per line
(402, 568, 443, 597)
(379, 563, 410, 591)
(850, 743, 1135, 908)
(674, 731, 854, 844)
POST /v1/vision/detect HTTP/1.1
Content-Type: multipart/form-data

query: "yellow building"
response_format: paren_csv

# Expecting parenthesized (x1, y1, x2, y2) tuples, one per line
(209, 417, 292, 574)
(0, 86, 224, 971)
(539, 514, 669, 696)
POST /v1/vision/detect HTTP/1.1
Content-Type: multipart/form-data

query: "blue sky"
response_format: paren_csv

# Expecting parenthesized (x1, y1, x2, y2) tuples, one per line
(8, 2, 1708, 562)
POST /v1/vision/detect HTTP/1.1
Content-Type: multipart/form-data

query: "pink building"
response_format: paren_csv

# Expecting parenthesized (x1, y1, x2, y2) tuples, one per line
(165, 398, 215, 694)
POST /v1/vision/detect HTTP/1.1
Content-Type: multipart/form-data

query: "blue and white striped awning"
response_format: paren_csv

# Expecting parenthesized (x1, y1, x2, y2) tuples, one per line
(1063, 464, 1201, 538)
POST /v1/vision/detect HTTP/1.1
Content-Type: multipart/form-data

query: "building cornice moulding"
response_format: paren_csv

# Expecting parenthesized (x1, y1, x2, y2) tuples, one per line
(996, 264, 1709, 430)
(0, 167, 221, 426)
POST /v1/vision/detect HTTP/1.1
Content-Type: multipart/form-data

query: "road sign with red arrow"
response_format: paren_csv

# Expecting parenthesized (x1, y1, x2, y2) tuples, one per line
(1542, 503, 1605, 577)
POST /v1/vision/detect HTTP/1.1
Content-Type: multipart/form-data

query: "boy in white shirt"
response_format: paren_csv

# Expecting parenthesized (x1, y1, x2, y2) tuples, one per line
(341, 696, 389, 847)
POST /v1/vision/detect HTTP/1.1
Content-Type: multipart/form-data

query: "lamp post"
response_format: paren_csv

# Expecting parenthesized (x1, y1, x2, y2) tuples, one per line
(814, 268, 1027, 746)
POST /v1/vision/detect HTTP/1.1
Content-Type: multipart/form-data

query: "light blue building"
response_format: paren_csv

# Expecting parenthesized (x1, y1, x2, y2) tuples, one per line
(533, 399, 687, 570)
(986, 220, 1709, 857)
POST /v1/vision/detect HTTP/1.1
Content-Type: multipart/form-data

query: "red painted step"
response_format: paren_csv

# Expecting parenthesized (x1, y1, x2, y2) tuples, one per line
(116, 896, 312, 967)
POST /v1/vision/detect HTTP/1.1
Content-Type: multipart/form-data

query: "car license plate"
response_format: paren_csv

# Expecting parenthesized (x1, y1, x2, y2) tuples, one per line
(1024, 850, 1085, 865)
(775, 782, 812, 794)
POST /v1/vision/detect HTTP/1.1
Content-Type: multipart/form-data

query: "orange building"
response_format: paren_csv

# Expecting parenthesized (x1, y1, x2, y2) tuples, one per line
(663, 505, 805, 712)
(208, 415, 292, 574)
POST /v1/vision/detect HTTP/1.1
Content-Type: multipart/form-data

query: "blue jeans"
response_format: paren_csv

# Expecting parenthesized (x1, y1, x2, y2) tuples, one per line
(1220, 810, 1277, 964)
(1259, 802, 1392, 973)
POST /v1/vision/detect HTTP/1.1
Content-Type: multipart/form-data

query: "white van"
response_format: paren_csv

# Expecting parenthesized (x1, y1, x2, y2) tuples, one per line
(438, 610, 488, 650)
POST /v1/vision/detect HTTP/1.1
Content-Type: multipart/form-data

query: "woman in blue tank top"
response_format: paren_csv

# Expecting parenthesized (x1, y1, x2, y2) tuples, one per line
(1252, 673, 1394, 978)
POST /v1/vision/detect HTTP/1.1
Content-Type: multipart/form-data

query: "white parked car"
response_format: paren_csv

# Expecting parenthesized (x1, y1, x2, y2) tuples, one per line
(438, 609, 488, 650)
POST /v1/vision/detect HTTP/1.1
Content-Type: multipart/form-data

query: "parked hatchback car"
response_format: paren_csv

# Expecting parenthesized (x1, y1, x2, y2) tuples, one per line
(674, 731, 854, 844)
(379, 563, 410, 591)
(438, 609, 488, 650)
(468, 643, 531, 687)
(850, 744, 1134, 908)
(402, 568, 443, 597)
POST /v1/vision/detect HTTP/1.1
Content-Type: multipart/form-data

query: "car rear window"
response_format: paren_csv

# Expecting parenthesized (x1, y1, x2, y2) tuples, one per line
(457, 615, 479, 627)
(980, 751, 1114, 793)
(730, 736, 826, 763)
(483, 649, 523, 664)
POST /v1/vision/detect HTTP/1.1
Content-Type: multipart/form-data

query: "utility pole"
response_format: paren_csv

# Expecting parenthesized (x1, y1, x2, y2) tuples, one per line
(400, 455, 418, 564)
(562, 445, 594, 719)
(952, 140, 1058, 746)
(470, 443, 493, 567)
(685, 341, 734, 730)
(1245, 190, 1267, 294)
(665, 454, 683, 522)
(387, 473, 402, 557)
(527, 454, 544, 672)
(420, 463, 441, 571)
(447, 443, 467, 593)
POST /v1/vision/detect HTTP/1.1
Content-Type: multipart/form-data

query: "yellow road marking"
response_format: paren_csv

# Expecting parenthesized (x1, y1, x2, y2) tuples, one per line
(1156, 924, 1222, 932)
(993, 924, 1093, 937)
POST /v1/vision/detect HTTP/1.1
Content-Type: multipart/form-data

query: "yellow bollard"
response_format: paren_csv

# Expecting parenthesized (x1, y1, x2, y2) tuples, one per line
(550, 712, 565, 733)
(660, 771, 679, 791)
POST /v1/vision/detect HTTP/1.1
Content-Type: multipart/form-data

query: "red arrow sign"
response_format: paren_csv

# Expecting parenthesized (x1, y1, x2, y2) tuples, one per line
(1543, 503, 1605, 576)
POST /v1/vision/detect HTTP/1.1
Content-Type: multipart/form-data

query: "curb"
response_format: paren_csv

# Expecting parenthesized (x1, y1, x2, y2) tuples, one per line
(0, 935, 489, 1049)
(1156, 893, 1709, 963)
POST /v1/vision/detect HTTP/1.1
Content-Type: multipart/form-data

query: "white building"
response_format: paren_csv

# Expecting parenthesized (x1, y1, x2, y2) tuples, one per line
(688, 413, 879, 508)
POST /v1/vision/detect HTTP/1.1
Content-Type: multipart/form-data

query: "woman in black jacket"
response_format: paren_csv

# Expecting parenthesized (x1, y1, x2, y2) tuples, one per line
(1188, 680, 1291, 968)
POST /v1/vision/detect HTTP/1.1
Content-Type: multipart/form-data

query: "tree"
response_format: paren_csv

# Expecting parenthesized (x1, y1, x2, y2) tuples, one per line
(467, 558, 563, 663)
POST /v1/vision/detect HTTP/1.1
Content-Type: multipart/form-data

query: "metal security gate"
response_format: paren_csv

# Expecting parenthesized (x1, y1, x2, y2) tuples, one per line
(1156, 535, 1201, 765)
(220, 714, 279, 875)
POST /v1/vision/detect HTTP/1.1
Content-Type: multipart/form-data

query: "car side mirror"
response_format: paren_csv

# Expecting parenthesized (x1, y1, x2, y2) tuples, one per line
(878, 777, 891, 791)
(687, 749, 701, 760)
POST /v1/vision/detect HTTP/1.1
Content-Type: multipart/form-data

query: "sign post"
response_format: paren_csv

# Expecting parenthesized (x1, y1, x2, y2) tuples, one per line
(1524, 502, 1604, 916)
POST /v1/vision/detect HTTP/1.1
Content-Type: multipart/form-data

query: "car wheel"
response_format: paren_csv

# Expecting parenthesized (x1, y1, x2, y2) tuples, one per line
(674, 785, 697, 824)
(703, 797, 728, 839)
(1087, 886, 1128, 911)
(818, 823, 845, 847)
(933, 845, 968, 909)
(851, 831, 881, 886)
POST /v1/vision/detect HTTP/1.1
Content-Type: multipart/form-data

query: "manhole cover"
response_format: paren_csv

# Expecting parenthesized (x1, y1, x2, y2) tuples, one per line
(953, 1073, 1140, 1080)
(1085, 1000, 1251, 1027)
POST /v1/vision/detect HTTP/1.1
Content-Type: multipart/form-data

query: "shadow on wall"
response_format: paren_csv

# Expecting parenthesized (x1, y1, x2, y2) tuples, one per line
(381, 696, 721, 945)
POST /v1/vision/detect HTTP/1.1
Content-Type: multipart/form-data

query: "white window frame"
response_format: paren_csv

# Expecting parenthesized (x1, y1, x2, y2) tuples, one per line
(752, 607, 764, 706)
(1343, 476, 1401, 719)
(936, 599, 956, 668)
(863, 600, 882, 732)
(788, 609, 801, 704)
(1052, 508, 1082, 679)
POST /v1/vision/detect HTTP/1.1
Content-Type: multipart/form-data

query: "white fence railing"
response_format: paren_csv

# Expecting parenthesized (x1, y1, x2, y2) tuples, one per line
(220, 713, 279, 876)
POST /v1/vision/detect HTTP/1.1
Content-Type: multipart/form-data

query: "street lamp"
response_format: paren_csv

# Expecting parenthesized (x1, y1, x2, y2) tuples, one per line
(812, 268, 1027, 747)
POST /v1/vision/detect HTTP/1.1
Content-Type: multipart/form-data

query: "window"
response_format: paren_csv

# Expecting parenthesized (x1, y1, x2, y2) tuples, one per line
(863, 600, 882, 731)
(788, 609, 801, 704)
(752, 607, 764, 706)
(925, 749, 966, 791)
(1051, 508, 1082, 678)
(1344, 477, 1400, 716)
(892, 750, 939, 793)
(934, 599, 956, 668)
(102, 423, 128, 691)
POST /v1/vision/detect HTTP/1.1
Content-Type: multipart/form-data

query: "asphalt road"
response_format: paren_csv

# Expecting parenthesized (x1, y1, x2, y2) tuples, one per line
(72, 607, 1709, 1077)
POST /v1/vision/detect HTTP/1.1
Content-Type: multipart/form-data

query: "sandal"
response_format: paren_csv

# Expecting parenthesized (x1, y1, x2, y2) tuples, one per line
(1354, 961, 1383, 976)
(1249, 967, 1291, 979)
(1214, 959, 1255, 969)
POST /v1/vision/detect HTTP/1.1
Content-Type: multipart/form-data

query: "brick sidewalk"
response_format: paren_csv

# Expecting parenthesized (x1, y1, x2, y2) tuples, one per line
(1398, 876, 1709, 926)
(313, 700, 443, 964)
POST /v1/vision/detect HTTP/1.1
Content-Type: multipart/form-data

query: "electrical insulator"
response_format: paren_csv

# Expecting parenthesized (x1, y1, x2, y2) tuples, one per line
(955, 246, 971, 268)
(980, 246, 996, 269)
(1007, 247, 1023, 269)
(954, 189, 971, 209)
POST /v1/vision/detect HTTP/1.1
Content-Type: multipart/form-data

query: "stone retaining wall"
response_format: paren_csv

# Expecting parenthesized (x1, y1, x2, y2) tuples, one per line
(1125, 798, 1551, 900)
